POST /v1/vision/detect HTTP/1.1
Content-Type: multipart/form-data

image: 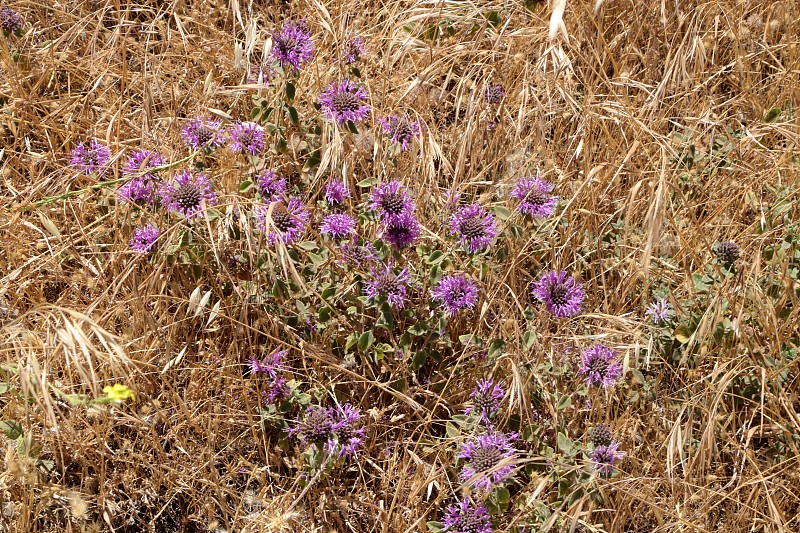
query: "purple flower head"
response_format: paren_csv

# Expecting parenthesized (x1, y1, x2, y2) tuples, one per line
(369, 180, 415, 223)
(228, 121, 265, 156)
(591, 440, 624, 477)
(0, 7, 22, 34)
(578, 344, 623, 389)
(271, 20, 315, 73)
(379, 114, 421, 152)
(320, 213, 357, 240)
(180, 116, 223, 151)
(319, 80, 371, 125)
(713, 240, 741, 264)
(442, 499, 493, 533)
(431, 274, 478, 317)
(248, 349, 287, 379)
(324, 180, 350, 206)
(129, 224, 160, 254)
(364, 263, 410, 310)
(160, 171, 217, 220)
(124, 149, 167, 179)
(286, 406, 336, 448)
(511, 176, 558, 219)
(255, 170, 287, 202)
(464, 379, 504, 423)
(327, 403, 368, 458)
(449, 203, 499, 254)
(118, 177, 158, 206)
(381, 211, 421, 249)
(646, 299, 672, 324)
(70, 139, 111, 175)
(264, 376, 291, 404)
(338, 238, 377, 269)
(459, 432, 517, 491)
(255, 197, 311, 245)
(485, 83, 505, 105)
(531, 270, 585, 318)
(344, 37, 365, 64)
(588, 424, 613, 447)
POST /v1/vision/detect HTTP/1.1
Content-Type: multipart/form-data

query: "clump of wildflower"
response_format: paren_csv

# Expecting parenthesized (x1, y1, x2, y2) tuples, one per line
(485, 83, 505, 105)
(118, 150, 167, 205)
(591, 440, 624, 477)
(160, 171, 217, 220)
(588, 424, 613, 447)
(459, 432, 517, 491)
(442, 499, 493, 533)
(713, 241, 741, 264)
(255, 198, 311, 245)
(0, 7, 22, 34)
(118, 177, 157, 205)
(343, 37, 365, 64)
(319, 80, 371, 125)
(449, 203, 499, 254)
(369, 180, 415, 223)
(320, 213, 357, 240)
(228, 121, 265, 156)
(646, 299, 672, 324)
(271, 20, 315, 72)
(286, 406, 335, 448)
(249, 349, 291, 403)
(327, 403, 368, 457)
(255, 170, 287, 202)
(431, 274, 478, 317)
(70, 139, 110, 175)
(338, 238, 377, 269)
(379, 114, 421, 152)
(531, 270, 585, 318)
(511, 176, 558, 219)
(124, 149, 166, 179)
(381, 211, 421, 249)
(129, 224, 160, 253)
(180, 116, 223, 151)
(578, 344, 623, 389)
(465, 379, 505, 424)
(324, 180, 350, 206)
(364, 263, 410, 310)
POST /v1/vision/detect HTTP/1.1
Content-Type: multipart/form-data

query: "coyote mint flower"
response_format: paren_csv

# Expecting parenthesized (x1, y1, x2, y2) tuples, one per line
(70, 139, 110, 175)
(369, 180, 415, 223)
(431, 274, 478, 317)
(531, 270, 584, 318)
(510, 176, 558, 219)
(442, 499, 493, 533)
(464, 379, 504, 423)
(458, 432, 517, 491)
(578, 344, 623, 389)
(591, 440, 624, 477)
(271, 20, 315, 72)
(129, 224, 160, 253)
(449, 203, 499, 254)
(159, 171, 217, 220)
(364, 263, 410, 310)
(319, 79, 371, 125)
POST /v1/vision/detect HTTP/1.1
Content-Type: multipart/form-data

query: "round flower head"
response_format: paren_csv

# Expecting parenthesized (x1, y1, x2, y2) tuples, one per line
(180, 116, 223, 151)
(431, 274, 478, 317)
(256, 170, 287, 202)
(459, 432, 517, 491)
(124, 149, 166, 179)
(248, 349, 287, 379)
(338, 238, 377, 269)
(381, 211, 421, 249)
(449, 203, 499, 254)
(485, 83, 505, 105)
(319, 80, 371, 125)
(129, 224, 160, 253)
(70, 139, 111, 175)
(379, 114, 421, 152)
(159, 171, 217, 220)
(369, 180, 415, 223)
(286, 406, 335, 448)
(320, 213, 357, 240)
(323, 180, 350, 206)
(271, 20, 315, 72)
(713, 240, 740, 264)
(464, 379, 504, 424)
(256, 197, 311, 245)
(646, 299, 672, 324)
(578, 344, 623, 389)
(589, 424, 613, 447)
(343, 37, 365, 64)
(364, 263, 410, 310)
(531, 270, 585, 318)
(118, 177, 158, 205)
(442, 499, 493, 533)
(228, 121, 265, 156)
(591, 440, 624, 477)
(511, 176, 558, 219)
(0, 7, 22, 34)
(327, 403, 368, 458)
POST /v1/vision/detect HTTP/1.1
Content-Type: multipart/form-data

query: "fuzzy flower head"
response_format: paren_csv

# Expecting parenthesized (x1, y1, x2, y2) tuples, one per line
(256, 170, 287, 202)
(327, 403, 368, 458)
(485, 83, 505, 105)
(338, 238, 377, 269)
(344, 37, 365, 64)
(578, 344, 623, 389)
(431, 274, 478, 317)
(324, 180, 350, 206)
(369, 180, 415, 223)
(591, 440, 624, 477)
(320, 213, 357, 240)
(180, 116, 223, 151)
(124, 149, 166, 179)
(379, 114, 421, 152)
(646, 299, 672, 325)
(248, 349, 287, 379)
(511, 176, 558, 219)
(381, 211, 421, 249)
(70, 139, 111, 175)
(713, 240, 741, 264)
(118, 177, 157, 206)
(531, 270, 585, 318)
(449, 203, 499, 254)
(319, 80, 371, 125)
(464, 379, 504, 423)
(286, 406, 335, 448)
(364, 263, 411, 310)
(0, 7, 22, 34)
(271, 20, 315, 73)
(228, 121, 265, 156)
(129, 224, 160, 254)
(160, 171, 217, 220)
(256, 197, 311, 245)
(589, 424, 613, 447)
(459, 432, 517, 491)
(442, 499, 493, 533)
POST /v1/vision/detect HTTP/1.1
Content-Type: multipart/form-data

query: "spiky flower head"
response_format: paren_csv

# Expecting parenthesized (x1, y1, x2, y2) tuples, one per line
(646, 299, 672, 324)
(118, 150, 167, 205)
(369, 180, 415, 223)
(344, 37, 365, 64)
(255, 170, 287, 202)
(431, 274, 478, 317)
(379, 114, 421, 152)
(180, 116, 223, 151)
(589, 424, 613, 447)
(271, 20, 315, 73)
(464, 379, 504, 424)
(381, 211, 421, 249)
(531, 270, 585, 318)
(327, 403, 368, 458)
(511, 176, 558, 219)
(338, 238, 377, 269)
(364, 263, 411, 310)
(160, 171, 217, 220)
(442, 499, 493, 533)
(0, 7, 22, 34)
(124, 149, 166, 179)
(485, 83, 505, 105)
(319, 79, 371, 125)
(324, 180, 351, 206)
(459, 432, 517, 491)
(713, 241, 740, 264)
(578, 344, 623, 389)
(129, 224, 160, 253)
(286, 406, 336, 448)
(228, 121, 265, 156)
(255, 197, 311, 245)
(248, 349, 287, 379)
(320, 213, 357, 240)
(70, 139, 111, 175)
(118, 177, 157, 206)
(591, 440, 624, 477)
(449, 203, 500, 254)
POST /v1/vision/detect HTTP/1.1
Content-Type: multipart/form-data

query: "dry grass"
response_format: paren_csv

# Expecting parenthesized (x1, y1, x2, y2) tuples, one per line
(1, 0, 800, 531)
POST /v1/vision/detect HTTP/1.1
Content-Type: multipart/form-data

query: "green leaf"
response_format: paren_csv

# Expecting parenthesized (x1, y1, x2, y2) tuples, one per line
(425, 250, 445, 265)
(408, 322, 429, 336)
(488, 338, 505, 359)
(764, 107, 781, 123)
(239, 179, 254, 193)
(522, 329, 537, 352)
(445, 421, 460, 439)
(427, 521, 445, 533)
(459, 333, 482, 346)
(318, 307, 332, 323)
(389, 378, 408, 393)
(285, 81, 296, 103)
(1, 420, 23, 440)
(358, 330, 375, 352)
(411, 351, 428, 370)
(356, 176, 378, 188)
(556, 394, 572, 411)
(556, 431, 574, 453)
(494, 205, 512, 221)
(296, 241, 318, 251)
(287, 106, 299, 126)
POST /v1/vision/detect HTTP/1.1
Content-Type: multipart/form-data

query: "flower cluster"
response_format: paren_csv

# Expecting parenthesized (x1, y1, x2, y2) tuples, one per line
(364, 263, 411, 310)
(160, 171, 217, 220)
(118, 149, 167, 205)
(70, 139, 111, 175)
(181, 116, 223, 151)
(319, 80, 371, 125)
(249, 349, 290, 403)
(578, 344, 623, 389)
(432, 274, 478, 317)
(379, 114, 421, 152)
(464, 380, 505, 424)
(129, 224, 160, 253)
(287, 403, 367, 458)
(1, 7, 22, 34)
(646, 299, 672, 324)
(343, 37, 365, 64)
(510, 176, 557, 219)
(272, 20, 315, 72)
(256, 170, 287, 202)
(458, 432, 517, 491)
(228, 121, 265, 156)
(442, 499, 493, 533)
(531, 270, 585, 318)
(324, 180, 350, 206)
(449, 203, 499, 254)
(256, 198, 310, 245)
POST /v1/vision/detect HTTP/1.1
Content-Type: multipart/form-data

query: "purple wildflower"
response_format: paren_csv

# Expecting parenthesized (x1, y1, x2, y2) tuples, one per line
(431, 274, 478, 317)
(531, 270, 585, 318)
(320, 213, 357, 240)
(123, 149, 166, 179)
(159, 171, 217, 220)
(485, 83, 505, 105)
(118, 177, 157, 206)
(381, 211, 421, 249)
(129, 224, 160, 253)
(327, 403, 368, 457)
(286, 406, 336, 448)
(646, 299, 672, 324)
(338, 238, 377, 269)
(449, 203, 499, 254)
(248, 349, 287, 379)
(118, 150, 167, 205)
(578, 344, 623, 389)
(369, 180, 415, 223)
(442, 499, 493, 533)
(511, 176, 558, 219)
(364, 263, 410, 310)
(70, 139, 111, 175)
(271, 20, 315, 73)
(228, 121, 265, 156)
(180, 116, 223, 151)
(264, 376, 291, 404)
(319, 80, 371, 125)
(588, 424, 613, 447)
(0, 7, 22, 34)
(255, 170, 287, 201)
(713, 240, 741, 264)
(255, 197, 311, 245)
(379, 114, 421, 152)
(459, 432, 517, 491)
(591, 440, 624, 477)
(464, 379, 505, 423)
(324, 180, 350, 206)
(343, 37, 365, 64)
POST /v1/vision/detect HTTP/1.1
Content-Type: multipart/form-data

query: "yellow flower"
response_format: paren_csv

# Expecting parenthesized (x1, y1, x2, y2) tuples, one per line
(103, 384, 135, 402)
